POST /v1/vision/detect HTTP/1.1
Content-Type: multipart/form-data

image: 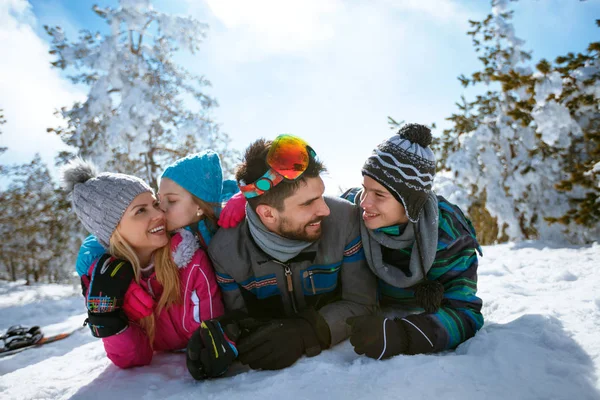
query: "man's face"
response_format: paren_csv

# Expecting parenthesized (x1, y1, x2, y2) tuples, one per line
(360, 175, 408, 229)
(271, 176, 330, 242)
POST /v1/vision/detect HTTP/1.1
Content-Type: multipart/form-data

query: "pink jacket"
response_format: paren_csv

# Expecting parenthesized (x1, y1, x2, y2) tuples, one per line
(97, 229, 224, 368)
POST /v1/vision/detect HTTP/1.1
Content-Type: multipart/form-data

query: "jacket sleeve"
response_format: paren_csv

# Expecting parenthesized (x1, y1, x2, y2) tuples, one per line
(318, 207, 378, 346)
(207, 245, 247, 314)
(101, 324, 153, 369)
(181, 248, 225, 332)
(399, 236, 484, 354)
(75, 235, 105, 277)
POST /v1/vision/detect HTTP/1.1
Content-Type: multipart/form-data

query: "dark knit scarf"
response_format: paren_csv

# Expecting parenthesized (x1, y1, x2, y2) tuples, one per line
(356, 191, 441, 311)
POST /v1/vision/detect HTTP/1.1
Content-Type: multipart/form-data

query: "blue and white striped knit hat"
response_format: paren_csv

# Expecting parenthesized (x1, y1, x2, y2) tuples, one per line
(362, 123, 436, 223)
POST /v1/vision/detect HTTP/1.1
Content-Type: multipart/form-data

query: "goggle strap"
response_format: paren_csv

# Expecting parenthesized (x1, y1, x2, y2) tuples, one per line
(239, 168, 285, 199)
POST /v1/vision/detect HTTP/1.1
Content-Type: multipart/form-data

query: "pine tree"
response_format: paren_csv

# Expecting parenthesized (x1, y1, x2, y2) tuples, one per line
(437, 0, 599, 244)
(0, 109, 6, 174)
(541, 25, 600, 230)
(45, 0, 237, 187)
(0, 155, 82, 283)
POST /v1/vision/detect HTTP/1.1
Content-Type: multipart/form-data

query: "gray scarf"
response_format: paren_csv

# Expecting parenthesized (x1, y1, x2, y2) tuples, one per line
(357, 191, 439, 288)
(246, 204, 313, 262)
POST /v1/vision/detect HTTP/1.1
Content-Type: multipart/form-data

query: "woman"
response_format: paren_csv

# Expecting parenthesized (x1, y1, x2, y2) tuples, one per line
(63, 159, 226, 370)
(74, 151, 242, 277)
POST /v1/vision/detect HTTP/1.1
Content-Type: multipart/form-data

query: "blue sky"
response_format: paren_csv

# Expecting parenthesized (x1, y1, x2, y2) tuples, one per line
(1, 0, 599, 191)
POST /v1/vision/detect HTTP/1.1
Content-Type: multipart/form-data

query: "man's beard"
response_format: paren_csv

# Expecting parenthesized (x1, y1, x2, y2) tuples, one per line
(277, 216, 324, 242)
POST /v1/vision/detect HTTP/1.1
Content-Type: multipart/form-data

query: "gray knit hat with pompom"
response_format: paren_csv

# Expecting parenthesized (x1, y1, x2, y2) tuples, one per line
(62, 159, 153, 248)
(362, 123, 436, 223)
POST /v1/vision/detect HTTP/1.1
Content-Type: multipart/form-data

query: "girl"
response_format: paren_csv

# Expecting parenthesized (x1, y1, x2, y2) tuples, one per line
(63, 157, 226, 369)
(158, 150, 241, 248)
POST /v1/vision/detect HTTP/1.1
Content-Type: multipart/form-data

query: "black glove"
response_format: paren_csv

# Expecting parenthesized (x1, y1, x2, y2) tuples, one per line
(186, 319, 239, 380)
(347, 315, 408, 360)
(84, 254, 134, 338)
(237, 309, 330, 370)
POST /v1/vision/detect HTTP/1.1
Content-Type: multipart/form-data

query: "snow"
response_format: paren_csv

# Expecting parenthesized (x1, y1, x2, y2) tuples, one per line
(532, 100, 581, 148)
(534, 71, 563, 105)
(1, 242, 599, 400)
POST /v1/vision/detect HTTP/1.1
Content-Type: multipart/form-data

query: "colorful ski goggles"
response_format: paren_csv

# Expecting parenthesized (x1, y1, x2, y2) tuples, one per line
(239, 134, 317, 199)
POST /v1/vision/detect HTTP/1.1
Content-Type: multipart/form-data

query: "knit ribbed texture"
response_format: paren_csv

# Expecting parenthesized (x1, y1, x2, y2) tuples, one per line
(63, 159, 152, 248)
(161, 150, 223, 204)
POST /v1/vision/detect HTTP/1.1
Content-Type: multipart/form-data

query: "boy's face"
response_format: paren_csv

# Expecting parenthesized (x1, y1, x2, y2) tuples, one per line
(360, 175, 408, 229)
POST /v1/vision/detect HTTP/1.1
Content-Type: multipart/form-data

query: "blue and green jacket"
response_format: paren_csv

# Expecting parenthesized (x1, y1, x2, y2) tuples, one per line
(344, 188, 484, 354)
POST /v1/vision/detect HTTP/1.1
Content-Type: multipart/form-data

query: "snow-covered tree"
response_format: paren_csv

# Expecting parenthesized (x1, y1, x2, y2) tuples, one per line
(436, 0, 599, 244)
(0, 155, 82, 283)
(46, 0, 236, 188)
(0, 109, 6, 155)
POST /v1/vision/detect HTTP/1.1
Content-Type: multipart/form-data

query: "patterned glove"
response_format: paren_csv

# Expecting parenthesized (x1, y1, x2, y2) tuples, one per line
(347, 315, 408, 360)
(84, 255, 134, 338)
(186, 320, 239, 380)
(218, 191, 246, 228)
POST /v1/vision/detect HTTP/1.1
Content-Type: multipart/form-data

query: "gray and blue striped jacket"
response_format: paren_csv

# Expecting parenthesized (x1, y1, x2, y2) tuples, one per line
(207, 196, 378, 346)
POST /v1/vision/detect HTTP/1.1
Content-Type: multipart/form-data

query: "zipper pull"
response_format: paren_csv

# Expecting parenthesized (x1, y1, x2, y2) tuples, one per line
(284, 266, 294, 293)
(284, 265, 299, 314)
(302, 270, 317, 295)
(308, 270, 316, 295)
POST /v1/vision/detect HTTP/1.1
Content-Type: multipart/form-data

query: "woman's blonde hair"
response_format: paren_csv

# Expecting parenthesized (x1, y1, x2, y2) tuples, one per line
(109, 230, 181, 346)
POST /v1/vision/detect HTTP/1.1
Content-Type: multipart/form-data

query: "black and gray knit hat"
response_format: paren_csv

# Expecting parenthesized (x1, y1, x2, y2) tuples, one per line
(62, 159, 153, 248)
(362, 123, 436, 223)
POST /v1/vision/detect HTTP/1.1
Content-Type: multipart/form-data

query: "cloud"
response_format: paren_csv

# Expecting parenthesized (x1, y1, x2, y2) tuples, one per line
(0, 0, 84, 172)
(185, 0, 472, 64)
(177, 0, 478, 191)
(200, 0, 343, 55)
(383, 0, 471, 25)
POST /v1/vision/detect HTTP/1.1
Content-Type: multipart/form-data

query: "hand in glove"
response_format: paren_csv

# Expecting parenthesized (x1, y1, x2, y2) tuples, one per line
(123, 281, 155, 321)
(237, 309, 330, 370)
(218, 191, 246, 228)
(187, 319, 239, 380)
(85, 255, 134, 338)
(347, 315, 408, 360)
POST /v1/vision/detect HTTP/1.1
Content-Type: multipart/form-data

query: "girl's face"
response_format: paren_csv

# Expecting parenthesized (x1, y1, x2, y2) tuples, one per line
(158, 177, 202, 232)
(116, 192, 168, 256)
(360, 175, 408, 229)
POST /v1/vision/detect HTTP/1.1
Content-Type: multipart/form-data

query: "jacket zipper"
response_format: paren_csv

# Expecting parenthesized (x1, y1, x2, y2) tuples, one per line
(273, 260, 299, 314)
(309, 270, 316, 295)
(284, 265, 299, 314)
(303, 270, 317, 295)
(302, 266, 340, 295)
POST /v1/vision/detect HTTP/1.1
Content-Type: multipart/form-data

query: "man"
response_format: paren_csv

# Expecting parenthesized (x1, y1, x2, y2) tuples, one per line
(188, 134, 377, 375)
(344, 123, 484, 359)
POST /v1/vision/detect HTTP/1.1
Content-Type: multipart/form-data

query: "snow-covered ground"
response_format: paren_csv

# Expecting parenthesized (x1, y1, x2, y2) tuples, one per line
(1, 241, 599, 400)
